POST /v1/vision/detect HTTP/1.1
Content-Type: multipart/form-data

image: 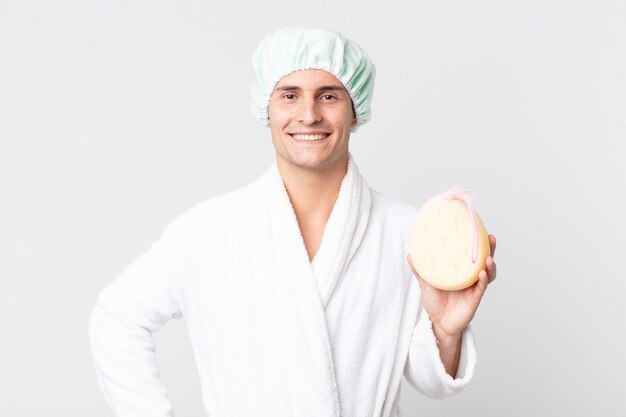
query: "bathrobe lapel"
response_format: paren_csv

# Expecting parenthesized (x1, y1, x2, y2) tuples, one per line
(310, 153, 371, 308)
(252, 152, 371, 416)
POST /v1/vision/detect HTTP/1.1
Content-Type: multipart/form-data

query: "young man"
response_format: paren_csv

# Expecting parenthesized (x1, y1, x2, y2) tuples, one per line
(89, 27, 497, 417)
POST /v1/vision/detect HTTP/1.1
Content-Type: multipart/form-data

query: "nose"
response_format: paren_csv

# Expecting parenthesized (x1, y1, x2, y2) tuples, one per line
(297, 97, 322, 125)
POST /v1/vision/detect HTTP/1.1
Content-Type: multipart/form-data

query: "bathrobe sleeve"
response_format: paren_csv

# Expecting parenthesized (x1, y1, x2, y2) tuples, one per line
(403, 306, 477, 399)
(88, 224, 186, 417)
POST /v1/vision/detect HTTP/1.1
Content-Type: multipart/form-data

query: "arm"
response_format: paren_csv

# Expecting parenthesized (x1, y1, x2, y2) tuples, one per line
(88, 225, 185, 416)
(403, 306, 477, 399)
(404, 234, 497, 398)
(432, 322, 462, 378)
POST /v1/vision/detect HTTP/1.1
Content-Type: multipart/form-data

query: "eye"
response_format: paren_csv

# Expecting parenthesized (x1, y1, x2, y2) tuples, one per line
(282, 94, 296, 100)
(321, 94, 336, 101)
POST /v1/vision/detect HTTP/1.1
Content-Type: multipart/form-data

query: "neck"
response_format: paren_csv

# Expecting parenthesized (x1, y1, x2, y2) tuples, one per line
(276, 153, 349, 221)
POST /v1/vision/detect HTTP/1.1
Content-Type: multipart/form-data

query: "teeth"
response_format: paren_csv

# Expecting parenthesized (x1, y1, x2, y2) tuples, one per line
(291, 134, 329, 141)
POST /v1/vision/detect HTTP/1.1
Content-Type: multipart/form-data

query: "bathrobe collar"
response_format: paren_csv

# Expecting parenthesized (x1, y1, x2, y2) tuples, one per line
(266, 152, 372, 308)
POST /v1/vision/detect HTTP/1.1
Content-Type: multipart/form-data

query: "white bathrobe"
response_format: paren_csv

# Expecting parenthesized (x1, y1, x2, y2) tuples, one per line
(88, 153, 477, 417)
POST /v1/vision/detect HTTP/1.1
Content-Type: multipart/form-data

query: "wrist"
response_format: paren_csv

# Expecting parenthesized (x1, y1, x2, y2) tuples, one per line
(431, 320, 462, 346)
(430, 319, 463, 378)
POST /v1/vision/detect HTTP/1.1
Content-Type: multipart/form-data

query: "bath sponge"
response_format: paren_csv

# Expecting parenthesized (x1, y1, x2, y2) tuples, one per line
(409, 187, 490, 291)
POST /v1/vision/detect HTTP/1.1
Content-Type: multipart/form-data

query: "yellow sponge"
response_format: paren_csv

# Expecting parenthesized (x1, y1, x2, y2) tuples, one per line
(409, 188, 490, 291)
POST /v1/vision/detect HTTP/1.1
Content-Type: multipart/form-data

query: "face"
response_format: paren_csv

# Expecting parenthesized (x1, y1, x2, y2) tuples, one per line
(268, 69, 357, 172)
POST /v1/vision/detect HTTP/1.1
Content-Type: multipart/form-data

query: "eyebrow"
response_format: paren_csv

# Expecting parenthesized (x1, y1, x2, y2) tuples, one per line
(274, 85, 346, 92)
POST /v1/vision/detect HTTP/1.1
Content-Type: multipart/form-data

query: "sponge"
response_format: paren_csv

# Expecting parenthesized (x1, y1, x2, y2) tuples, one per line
(409, 187, 490, 291)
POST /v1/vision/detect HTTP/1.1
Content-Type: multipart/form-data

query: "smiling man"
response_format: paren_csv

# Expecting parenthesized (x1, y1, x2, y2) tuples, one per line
(267, 68, 358, 261)
(269, 69, 354, 171)
(89, 27, 497, 417)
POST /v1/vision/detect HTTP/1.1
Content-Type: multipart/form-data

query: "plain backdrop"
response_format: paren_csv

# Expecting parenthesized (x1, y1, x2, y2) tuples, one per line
(1, 1, 624, 416)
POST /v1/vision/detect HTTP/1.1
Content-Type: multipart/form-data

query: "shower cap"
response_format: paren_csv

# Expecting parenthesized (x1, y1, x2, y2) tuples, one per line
(250, 26, 376, 133)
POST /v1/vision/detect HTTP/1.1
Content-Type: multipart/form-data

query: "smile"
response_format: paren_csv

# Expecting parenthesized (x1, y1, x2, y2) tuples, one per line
(289, 133, 330, 141)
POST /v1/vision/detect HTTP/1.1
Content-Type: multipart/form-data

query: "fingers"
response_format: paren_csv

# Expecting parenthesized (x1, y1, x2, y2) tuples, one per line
(485, 234, 497, 284)
(489, 234, 497, 257)
(485, 255, 497, 284)
(473, 268, 489, 303)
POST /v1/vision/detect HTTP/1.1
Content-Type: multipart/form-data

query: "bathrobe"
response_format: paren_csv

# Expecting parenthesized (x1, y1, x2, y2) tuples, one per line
(88, 152, 478, 417)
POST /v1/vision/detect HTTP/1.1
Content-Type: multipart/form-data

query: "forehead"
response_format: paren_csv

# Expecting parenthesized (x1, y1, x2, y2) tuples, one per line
(273, 69, 346, 92)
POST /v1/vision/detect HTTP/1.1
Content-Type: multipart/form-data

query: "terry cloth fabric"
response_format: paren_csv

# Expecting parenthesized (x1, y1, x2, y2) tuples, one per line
(88, 153, 477, 417)
(249, 26, 376, 133)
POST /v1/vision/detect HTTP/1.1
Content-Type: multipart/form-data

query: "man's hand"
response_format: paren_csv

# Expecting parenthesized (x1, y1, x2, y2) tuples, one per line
(406, 234, 497, 376)
(406, 234, 497, 338)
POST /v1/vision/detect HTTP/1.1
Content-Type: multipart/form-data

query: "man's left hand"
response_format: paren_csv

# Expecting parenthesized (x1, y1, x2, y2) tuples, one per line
(406, 234, 497, 338)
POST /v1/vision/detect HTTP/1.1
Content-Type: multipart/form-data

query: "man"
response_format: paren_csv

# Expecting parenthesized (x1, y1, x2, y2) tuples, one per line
(89, 27, 497, 417)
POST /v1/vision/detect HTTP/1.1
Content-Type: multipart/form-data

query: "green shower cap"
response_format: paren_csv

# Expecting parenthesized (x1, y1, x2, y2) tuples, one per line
(249, 27, 376, 133)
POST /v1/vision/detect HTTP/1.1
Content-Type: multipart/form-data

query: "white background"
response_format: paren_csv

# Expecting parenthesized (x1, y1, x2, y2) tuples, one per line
(1, 1, 624, 416)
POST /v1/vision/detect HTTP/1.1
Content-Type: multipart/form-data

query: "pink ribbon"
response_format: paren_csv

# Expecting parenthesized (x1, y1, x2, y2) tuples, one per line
(442, 186, 479, 264)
